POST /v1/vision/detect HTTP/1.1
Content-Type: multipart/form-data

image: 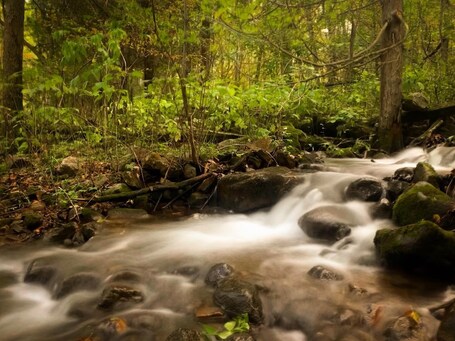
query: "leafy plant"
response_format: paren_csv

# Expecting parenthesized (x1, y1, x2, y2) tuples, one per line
(202, 313, 250, 340)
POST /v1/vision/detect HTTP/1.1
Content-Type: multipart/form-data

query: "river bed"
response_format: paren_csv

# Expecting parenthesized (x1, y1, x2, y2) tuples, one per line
(0, 147, 454, 341)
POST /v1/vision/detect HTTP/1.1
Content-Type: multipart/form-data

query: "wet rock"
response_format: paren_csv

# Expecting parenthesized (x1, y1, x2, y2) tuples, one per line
(345, 177, 386, 202)
(81, 222, 98, 241)
(213, 278, 263, 324)
(386, 180, 411, 202)
(56, 156, 80, 177)
(384, 314, 427, 341)
(217, 167, 303, 212)
(392, 182, 454, 226)
(24, 260, 58, 287)
(205, 263, 235, 287)
(97, 285, 144, 310)
(226, 333, 256, 341)
(22, 211, 42, 230)
(298, 206, 353, 242)
(437, 302, 455, 341)
(392, 167, 414, 182)
(55, 273, 101, 299)
(166, 328, 204, 341)
(412, 162, 440, 188)
(374, 220, 455, 278)
(308, 265, 344, 281)
(370, 198, 392, 219)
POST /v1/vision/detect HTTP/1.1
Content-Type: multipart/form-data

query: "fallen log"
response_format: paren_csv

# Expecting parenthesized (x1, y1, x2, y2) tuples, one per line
(402, 104, 455, 123)
(87, 173, 213, 203)
(408, 119, 444, 146)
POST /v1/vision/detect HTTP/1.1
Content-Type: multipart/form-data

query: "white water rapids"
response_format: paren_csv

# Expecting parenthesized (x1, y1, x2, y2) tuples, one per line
(0, 147, 454, 341)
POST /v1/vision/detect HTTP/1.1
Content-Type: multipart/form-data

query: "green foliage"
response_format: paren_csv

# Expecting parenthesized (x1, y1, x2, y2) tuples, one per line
(202, 313, 250, 340)
(2, 0, 452, 156)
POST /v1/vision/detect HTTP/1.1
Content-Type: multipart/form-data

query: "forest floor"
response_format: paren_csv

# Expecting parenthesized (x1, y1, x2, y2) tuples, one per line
(0, 153, 120, 246)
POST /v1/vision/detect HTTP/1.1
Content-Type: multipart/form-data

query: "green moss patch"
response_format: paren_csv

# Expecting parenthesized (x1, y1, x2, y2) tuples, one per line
(392, 181, 454, 226)
(374, 220, 455, 278)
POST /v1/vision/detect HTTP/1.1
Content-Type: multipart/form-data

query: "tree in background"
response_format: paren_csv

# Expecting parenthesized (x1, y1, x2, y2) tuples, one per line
(378, 0, 406, 153)
(1, 0, 25, 150)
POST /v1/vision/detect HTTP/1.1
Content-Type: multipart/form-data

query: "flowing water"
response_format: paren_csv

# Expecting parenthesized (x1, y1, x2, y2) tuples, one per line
(0, 147, 454, 341)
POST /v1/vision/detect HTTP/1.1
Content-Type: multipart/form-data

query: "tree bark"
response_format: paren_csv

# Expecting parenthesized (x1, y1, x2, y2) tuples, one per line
(1, 0, 25, 146)
(378, 0, 405, 153)
(180, 0, 199, 166)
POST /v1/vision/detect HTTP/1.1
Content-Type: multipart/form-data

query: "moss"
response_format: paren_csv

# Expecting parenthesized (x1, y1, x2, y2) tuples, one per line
(413, 162, 439, 187)
(374, 220, 455, 277)
(392, 181, 454, 226)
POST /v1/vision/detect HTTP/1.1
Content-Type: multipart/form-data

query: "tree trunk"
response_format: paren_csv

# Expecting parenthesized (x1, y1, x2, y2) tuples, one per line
(1, 0, 25, 146)
(180, 0, 199, 166)
(199, 16, 212, 83)
(378, 0, 405, 153)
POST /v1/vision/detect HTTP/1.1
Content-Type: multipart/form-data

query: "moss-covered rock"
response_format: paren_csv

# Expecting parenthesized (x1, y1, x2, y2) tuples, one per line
(103, 183, 131, 195)
(22, 211, 43, 230)
(412, 162, 440, 187)
(392, 181, 454, 226)
(374, 220, 455, 278)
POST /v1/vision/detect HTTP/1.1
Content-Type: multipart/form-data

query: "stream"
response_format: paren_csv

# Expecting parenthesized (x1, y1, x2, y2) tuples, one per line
(0, 147, 454, 341)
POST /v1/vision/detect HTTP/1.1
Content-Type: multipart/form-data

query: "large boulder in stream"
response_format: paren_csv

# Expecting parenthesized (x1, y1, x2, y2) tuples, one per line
(205, 263, 235, 287)
(298, 205, 358, 242)
(216, 167, 303, 212)
(412, 162, 440, 187)
(213, 278, 264, 324)
(344, 177, 386, 202)
(392, 181, 454, 226)
(374, 220, 455, 278)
